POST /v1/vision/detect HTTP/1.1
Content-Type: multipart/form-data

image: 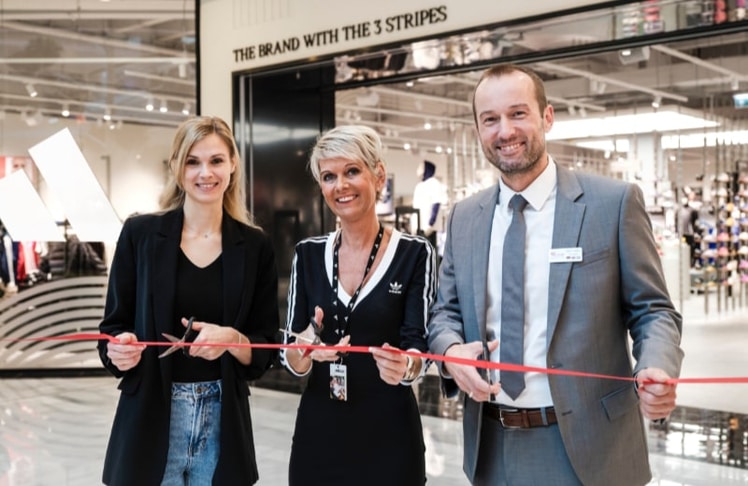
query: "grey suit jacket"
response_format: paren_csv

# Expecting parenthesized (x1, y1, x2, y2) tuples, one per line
(428, 165, 683, 486)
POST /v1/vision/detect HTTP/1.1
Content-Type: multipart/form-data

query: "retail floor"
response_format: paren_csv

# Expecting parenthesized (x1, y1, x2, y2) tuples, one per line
(1, 290, 747, 485)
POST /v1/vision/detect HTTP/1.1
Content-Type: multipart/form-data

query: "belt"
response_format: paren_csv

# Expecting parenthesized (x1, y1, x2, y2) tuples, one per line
(483, 404, 557, 429)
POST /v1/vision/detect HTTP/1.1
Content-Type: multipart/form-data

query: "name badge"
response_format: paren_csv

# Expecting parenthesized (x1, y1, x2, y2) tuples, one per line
(330, 363, 347, 401)
(549, 247, 583, 263)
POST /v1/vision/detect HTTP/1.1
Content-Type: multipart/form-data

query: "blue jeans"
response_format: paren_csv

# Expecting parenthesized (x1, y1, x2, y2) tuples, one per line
(161, 380, 222, 486)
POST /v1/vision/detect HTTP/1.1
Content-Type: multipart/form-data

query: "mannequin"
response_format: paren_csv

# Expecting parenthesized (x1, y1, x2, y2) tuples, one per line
(412, 160, 448, 243)
(677, 190, 700, 267)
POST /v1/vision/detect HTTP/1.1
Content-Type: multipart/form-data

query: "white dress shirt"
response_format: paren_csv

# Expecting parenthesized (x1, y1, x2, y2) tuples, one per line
(486, 159, 557, 408)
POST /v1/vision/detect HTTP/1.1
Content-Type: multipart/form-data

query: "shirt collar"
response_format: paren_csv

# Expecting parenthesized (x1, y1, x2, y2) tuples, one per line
(498, 157, 557, 211)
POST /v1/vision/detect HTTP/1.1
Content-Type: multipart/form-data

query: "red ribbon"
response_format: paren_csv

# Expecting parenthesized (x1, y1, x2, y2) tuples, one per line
(7, 333, 747, 385)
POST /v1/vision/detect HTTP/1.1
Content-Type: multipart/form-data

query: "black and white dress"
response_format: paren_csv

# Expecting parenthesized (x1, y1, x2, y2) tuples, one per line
(282, 229, 437, 486)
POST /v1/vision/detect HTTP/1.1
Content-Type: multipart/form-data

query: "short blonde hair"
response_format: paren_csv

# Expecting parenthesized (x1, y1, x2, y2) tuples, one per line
(308, 125, 386, 184)
(159, 115, 254, 226)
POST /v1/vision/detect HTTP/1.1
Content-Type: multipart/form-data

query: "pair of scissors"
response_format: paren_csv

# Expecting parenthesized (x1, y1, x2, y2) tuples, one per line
(158, 316, 196, 358)
(281, 317, 347, 358)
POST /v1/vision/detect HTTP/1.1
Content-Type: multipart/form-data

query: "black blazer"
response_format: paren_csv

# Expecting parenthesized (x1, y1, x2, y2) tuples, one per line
(97, 209, 279, 485)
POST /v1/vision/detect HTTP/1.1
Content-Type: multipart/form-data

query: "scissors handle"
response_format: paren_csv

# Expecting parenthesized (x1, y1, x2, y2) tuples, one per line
(310, 317, 323, 335)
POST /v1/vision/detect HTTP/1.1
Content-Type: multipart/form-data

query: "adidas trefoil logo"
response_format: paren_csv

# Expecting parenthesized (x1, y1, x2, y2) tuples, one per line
(389, 281, 403, 295)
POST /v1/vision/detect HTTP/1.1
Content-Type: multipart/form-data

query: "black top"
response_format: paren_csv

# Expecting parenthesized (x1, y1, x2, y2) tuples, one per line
(171, 249, 223, 382)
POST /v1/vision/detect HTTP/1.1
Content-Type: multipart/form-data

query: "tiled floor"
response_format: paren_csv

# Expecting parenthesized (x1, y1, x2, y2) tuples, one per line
(1, 290, 747, 485)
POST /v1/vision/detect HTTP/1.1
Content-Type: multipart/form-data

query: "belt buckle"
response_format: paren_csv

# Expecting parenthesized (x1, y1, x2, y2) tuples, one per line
(498, 408, 522, 429)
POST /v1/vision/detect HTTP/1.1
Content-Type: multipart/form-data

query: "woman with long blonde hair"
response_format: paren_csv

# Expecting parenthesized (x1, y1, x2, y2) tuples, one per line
(98, 115, 279, 485)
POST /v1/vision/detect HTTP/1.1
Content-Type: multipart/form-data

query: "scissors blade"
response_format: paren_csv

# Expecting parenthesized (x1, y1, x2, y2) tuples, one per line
(158, 346, 180, 359)
(162, 333, 181, 343)
(158, 333, 183, 358)
(279, 329, 316, 344)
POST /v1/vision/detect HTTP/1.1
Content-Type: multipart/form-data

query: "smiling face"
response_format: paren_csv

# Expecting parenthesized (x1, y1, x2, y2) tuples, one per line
(318, 157, 384, 222)
(180, 133, 236, 208)
(474, 70, 554, 187)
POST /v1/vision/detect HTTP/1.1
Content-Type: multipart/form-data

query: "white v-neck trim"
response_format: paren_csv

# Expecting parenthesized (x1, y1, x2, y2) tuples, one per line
(325, 228, 401, 309)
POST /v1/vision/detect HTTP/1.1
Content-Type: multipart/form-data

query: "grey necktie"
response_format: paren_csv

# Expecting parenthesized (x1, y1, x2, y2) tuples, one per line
(500, 194, 528, 400)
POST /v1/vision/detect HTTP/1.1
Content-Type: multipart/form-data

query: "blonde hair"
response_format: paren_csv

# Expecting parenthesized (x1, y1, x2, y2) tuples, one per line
(159, 115, 254, 226)
(308, 125, 386, 186)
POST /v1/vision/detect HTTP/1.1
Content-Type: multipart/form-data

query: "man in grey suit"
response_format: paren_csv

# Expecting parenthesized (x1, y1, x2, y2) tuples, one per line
(427, 64, 683, 485)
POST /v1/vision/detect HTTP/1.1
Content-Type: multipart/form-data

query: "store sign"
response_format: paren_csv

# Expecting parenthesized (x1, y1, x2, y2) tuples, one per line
(200, 0, 604, 121)
(231, 6, 448, 64)
(25, 129, 122, 242)
(0, 169, 65, 242)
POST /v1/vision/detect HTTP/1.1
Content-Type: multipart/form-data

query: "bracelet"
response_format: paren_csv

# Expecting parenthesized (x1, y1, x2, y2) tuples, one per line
(403, 355, 417, 382)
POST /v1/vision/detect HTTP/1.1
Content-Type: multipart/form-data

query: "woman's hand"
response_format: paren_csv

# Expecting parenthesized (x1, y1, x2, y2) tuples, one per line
(308, 333, 351, 362)
(370, 343, 410, 386)
(106, 332, 146, 371)
(186, 318, 245, 361)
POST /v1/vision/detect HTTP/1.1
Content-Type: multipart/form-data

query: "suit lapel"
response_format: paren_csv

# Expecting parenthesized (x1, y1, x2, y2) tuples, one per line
(547, 168, 585, 339)
(153, 210, 182, 337)
(472, 185, 500, 341)
(153, 210, 182, 393)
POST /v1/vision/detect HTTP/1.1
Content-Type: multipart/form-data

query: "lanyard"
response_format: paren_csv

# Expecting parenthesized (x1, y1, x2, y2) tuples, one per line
(331, 223, 384, 336)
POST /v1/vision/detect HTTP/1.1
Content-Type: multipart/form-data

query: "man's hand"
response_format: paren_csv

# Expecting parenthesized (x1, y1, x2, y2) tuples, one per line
(444, 340, 500, 401)
(636, 367, 677, 420)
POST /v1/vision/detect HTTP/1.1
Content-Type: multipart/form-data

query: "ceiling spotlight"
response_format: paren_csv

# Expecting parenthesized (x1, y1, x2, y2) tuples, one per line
(423, 121, 432, 130)
(21, 110, 38, 127)
(25, 83, 38, 97)
(181, 103, 191, 116)
(61, 104, 70, 117)
(103, 108, 112, 121)
(403, 142, 411, 150)
(145, 98, 154, 111)
(159, 99, 168, 113)
(355, 91, 379, 107)
(590, 80, 607, 94)
(651, 96, 661, 109)
(618, 46, 650, 65)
